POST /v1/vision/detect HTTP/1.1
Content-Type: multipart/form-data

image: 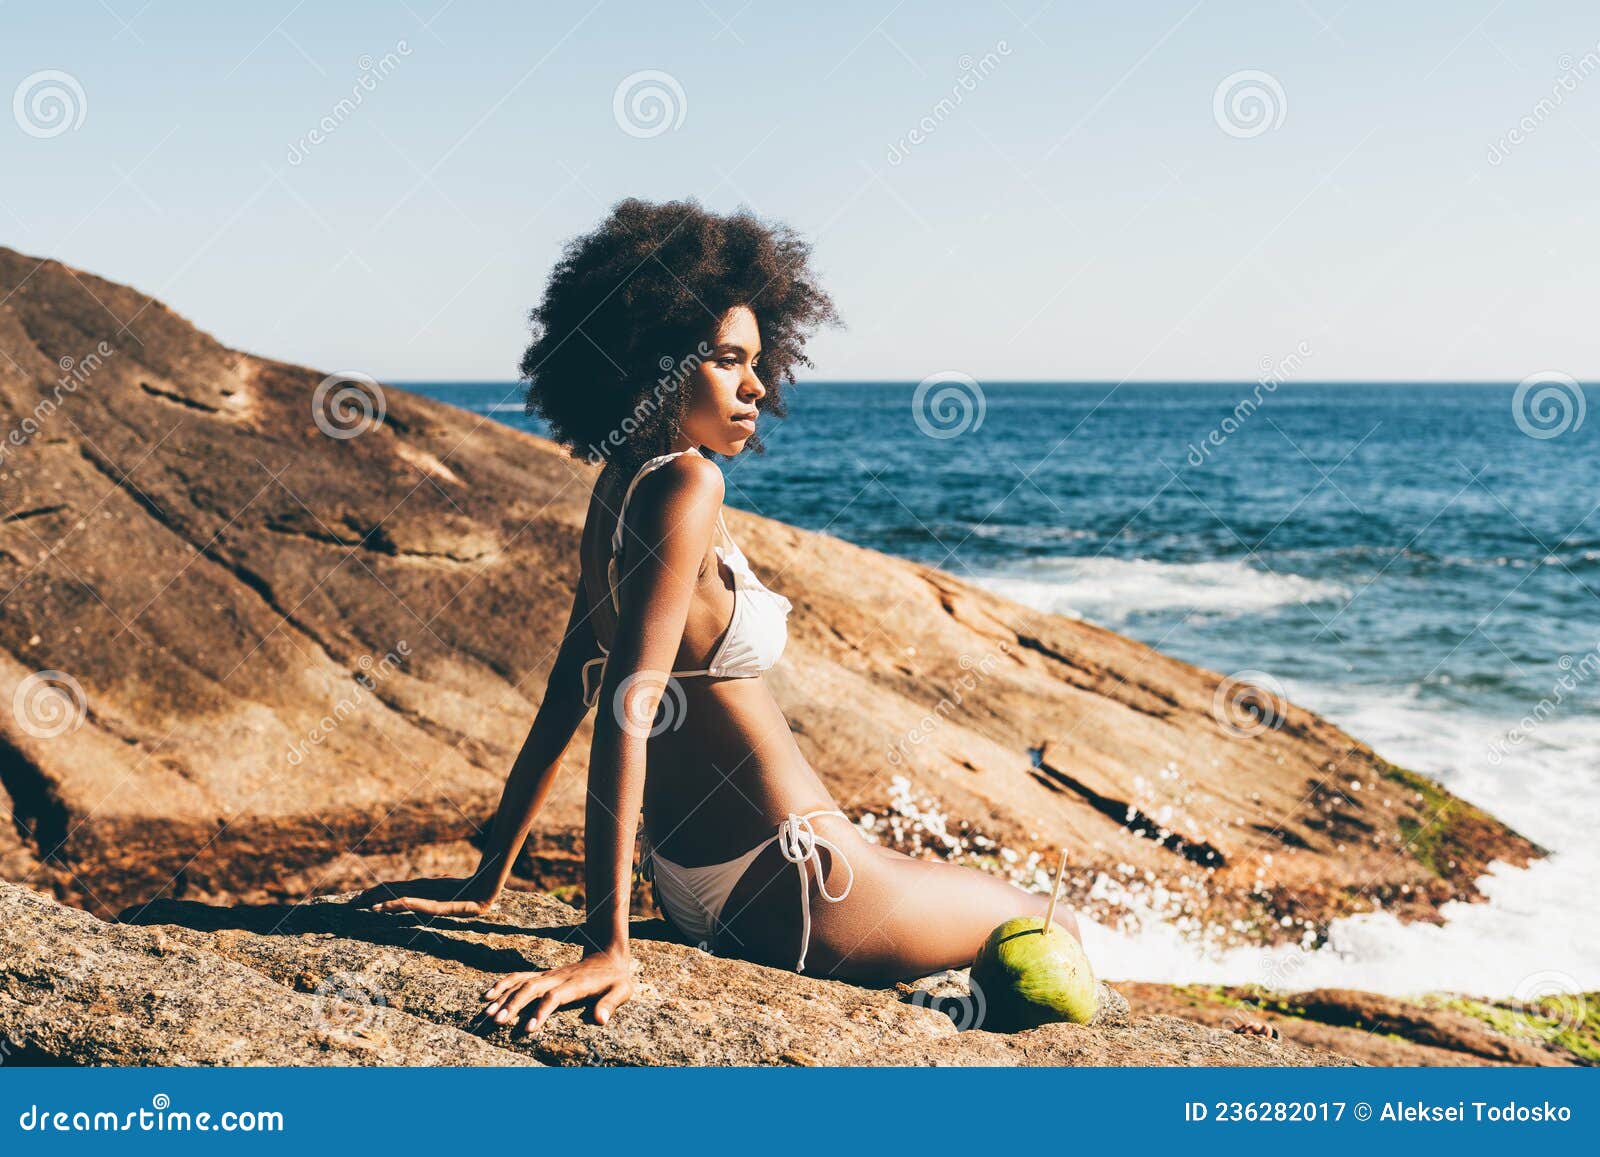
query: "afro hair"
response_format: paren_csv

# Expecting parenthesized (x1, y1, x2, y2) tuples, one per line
(520, 197, 840, 471)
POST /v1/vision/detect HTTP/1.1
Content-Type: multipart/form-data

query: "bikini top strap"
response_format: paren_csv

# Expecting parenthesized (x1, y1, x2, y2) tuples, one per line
(605, 447, 704, 612)
(611, 447, 701, 553)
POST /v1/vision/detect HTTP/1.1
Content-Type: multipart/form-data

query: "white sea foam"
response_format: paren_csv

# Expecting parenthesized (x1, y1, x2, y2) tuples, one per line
(972, 556, 1350, 624)
(1080, 685, 1600, 998)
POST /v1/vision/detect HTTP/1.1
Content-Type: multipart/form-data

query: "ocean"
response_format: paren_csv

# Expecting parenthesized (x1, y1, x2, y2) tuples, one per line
(406, 380, 1597, 998)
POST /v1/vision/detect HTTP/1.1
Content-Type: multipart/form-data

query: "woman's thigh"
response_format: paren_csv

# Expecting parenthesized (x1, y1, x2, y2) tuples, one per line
(714, 817, 1081, 982)
(806, 852, 1081, 981)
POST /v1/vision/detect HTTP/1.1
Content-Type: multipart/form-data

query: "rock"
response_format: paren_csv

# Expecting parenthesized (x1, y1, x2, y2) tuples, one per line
(0, 882, 531, 1065)
(0, 881, 1353, 1067)
(1118, 982, 1597, 1067)
(0, 245, 1539, 945)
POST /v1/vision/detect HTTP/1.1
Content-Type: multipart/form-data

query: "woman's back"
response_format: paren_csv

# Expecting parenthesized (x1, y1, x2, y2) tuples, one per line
(580, 453, 834, 866)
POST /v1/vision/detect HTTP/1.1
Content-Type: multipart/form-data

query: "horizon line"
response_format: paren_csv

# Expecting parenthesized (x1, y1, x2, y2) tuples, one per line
(392, 378, 1578, 387)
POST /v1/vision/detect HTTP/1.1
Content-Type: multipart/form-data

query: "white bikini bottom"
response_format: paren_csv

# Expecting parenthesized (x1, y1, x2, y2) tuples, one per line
(639, 809, 855, 972)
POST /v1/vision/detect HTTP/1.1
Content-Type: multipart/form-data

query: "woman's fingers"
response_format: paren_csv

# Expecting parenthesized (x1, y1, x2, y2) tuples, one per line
(486, 972, 558, 1023)
(592, 981, 631, 1026)
(483, 971, 539, 1008)
(499, 976, 558, 1025)
(372, 896, 472, 916)
(354, 878, 488, 916)
(525, 983, 580, 1034)
(482, 961, 632, 1031)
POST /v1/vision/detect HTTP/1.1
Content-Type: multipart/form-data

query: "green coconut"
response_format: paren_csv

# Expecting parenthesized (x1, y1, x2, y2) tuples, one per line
(970, 916, 1098, 1031)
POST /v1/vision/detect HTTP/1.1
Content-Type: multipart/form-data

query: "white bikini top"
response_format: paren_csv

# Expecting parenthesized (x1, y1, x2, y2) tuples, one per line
(580, 447, 793, 708)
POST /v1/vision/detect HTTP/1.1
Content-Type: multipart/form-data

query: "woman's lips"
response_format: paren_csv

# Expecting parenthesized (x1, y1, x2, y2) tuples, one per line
(731, 414, 757, 431)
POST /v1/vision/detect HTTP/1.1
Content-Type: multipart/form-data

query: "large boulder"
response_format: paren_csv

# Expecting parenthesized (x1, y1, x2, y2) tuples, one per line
(0, 246, 1539, 946)
(0, 880, 1354, 1066)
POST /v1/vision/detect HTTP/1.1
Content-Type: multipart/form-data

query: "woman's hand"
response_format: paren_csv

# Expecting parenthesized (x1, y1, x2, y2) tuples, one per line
(350, 876, 497, 917)
(483, 948, 635, 1032)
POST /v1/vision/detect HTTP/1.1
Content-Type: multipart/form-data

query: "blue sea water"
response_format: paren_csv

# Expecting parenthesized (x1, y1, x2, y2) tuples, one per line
(406, 380, 1598, 995)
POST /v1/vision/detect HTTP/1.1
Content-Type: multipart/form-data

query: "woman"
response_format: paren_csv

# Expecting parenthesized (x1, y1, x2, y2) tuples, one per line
(355, 198, 1087, 1034)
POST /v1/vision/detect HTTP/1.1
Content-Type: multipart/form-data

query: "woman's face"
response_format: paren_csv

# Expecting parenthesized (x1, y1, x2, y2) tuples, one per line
(675, 305, 765, 456)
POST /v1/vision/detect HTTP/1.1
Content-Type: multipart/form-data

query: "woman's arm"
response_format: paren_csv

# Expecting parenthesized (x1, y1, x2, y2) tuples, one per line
(484, 454, 725, 1031)
(351, 569, 601, 917)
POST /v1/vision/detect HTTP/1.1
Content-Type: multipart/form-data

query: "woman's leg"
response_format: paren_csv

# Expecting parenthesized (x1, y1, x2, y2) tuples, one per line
(715, 814, 1081, 982)
(810, 847, 1082, 981)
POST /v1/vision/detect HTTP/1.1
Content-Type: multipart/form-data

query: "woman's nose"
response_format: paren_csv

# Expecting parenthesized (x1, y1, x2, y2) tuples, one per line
(743, 367, 765, 400)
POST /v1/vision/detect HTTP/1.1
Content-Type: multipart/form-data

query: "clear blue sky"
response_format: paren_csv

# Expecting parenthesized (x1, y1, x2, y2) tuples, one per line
(3, 1, 1596, 381)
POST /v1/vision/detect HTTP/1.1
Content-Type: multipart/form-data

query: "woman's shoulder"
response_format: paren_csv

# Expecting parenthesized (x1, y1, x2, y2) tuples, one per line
(614, 450, 724, 549)
(641, 448, 723, 495)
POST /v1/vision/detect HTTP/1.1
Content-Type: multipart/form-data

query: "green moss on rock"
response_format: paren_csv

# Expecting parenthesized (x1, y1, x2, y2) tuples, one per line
(1380, 761, 1543, 879)
(1431, 994, 1600, 1064)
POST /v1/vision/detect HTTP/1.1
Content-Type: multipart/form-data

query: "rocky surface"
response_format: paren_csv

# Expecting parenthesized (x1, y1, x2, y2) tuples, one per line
(6, 881, 1584, 1068)
(2, 880, 1356, 1067)
(1118, 981, 1598, 1068)
(0, 245, 1541, 951)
